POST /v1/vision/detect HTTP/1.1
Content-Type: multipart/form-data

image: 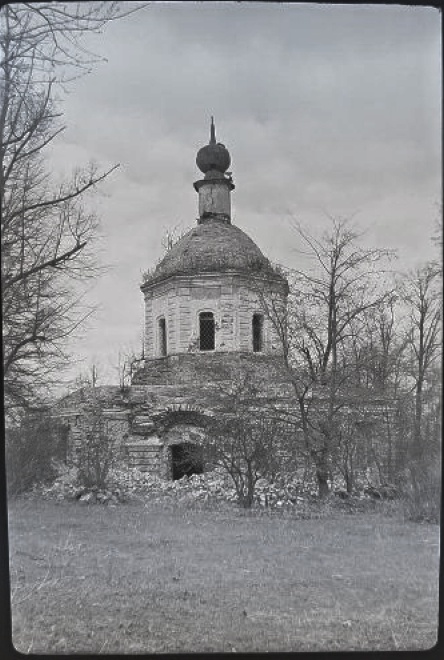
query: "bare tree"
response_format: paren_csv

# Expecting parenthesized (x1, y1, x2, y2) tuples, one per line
(1, 3, 140, 414)
(115, 347, 143, 392)
(160, 223, 189, 254)
(400, 264, 441, 454)
(75, 398, 116, 491)
(257, 218, 395, 496)
(397, 263, 441, 522)
(342, 295, 410, 484)
(206, 372, 292, 508)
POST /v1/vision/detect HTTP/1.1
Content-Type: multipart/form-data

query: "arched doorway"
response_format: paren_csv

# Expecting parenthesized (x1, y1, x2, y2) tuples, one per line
(154, 408, 211, 480)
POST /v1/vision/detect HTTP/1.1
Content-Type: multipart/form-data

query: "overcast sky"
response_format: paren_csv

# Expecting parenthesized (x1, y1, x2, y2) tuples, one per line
(47, 2, 441, 387)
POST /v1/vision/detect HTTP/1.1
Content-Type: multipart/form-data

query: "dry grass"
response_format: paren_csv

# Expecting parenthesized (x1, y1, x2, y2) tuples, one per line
(7, 497, 439, 653)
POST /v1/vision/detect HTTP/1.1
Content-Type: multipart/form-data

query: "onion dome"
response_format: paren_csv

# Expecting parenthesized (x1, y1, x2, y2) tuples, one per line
(142, 219, 286, 288)
(196, 117, 231, 175)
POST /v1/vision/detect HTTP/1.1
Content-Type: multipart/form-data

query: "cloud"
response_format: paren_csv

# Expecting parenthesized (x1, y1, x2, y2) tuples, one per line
(47, 3, 441, 383)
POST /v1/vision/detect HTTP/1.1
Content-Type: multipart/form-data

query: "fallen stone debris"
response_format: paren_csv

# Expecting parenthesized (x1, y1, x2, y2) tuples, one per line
(28, 464, 396, 512)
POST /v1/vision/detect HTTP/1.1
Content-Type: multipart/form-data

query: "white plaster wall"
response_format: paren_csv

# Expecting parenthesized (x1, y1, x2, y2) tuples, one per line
(143, 274, 286, 358)
(144, 296, 154, 356)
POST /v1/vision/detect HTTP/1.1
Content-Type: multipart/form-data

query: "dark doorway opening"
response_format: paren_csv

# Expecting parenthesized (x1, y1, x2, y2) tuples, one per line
(171, 442, 204, 480)
(199, 312, 215, 351)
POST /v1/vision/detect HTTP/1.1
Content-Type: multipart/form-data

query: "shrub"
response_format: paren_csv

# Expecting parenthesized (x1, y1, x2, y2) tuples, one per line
(400, 459, 441, 523)
(74, 401, 117, 490)
(5, 412, 69, 497)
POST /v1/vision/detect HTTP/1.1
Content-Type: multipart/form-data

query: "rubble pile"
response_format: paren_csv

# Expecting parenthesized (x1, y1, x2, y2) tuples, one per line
(32, 465, 319, 508)
(31, 464, 395, 510)
(32, 465, 234, 505)
(31, 466, 129, 504)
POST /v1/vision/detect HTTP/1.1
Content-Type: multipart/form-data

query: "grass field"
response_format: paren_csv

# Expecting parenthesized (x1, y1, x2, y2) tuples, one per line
(7, 496, 439, 653)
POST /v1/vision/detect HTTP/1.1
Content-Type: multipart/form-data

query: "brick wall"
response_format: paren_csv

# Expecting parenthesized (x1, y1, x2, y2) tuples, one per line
(134, 350, 288, 382)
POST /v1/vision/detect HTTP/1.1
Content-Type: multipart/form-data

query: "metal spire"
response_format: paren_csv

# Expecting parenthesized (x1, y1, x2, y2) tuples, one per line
(210, 116, 216, 144)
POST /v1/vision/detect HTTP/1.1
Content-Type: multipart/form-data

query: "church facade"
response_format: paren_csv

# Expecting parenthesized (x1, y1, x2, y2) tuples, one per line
(56, 121, 293, 480)
(140, 118, 287, 361)
(54, 121, 398, 487)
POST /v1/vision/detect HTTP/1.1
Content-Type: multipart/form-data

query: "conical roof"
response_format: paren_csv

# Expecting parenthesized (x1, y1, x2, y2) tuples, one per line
(142, 218, 285, 287)
(142, 120, 287, 289)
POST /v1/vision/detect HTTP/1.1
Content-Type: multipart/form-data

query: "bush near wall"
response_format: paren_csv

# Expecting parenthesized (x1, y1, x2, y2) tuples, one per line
(5, 412, 69, 497)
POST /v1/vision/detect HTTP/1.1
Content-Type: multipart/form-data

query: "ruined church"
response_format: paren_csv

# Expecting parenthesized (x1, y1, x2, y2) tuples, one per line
(57, 121, 292, 479)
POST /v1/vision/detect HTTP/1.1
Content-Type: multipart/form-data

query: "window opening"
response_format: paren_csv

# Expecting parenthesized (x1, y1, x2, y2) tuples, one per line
(199, 312, 215, 351)
(159, 317, 167, 357)
(252, 314, 264, 352)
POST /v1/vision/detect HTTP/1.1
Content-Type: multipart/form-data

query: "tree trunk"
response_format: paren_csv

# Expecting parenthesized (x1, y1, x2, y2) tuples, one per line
(315, 451, 330, 498)
(240, 486, 255, 508)
(345, 464, 353, 493)
(241, 468, 256, 508)
(317, 468, 330, 498)
(414, 378, 423, 452)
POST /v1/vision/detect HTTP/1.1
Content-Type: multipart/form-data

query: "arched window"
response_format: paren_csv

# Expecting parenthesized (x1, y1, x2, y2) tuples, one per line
(158, 317, 167, 357)
(252, 313, 264, 353)
(199, 312, 215, 351)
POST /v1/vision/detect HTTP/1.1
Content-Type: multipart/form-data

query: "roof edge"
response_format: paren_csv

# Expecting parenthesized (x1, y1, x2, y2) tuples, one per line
(141, 268, 288, 292)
